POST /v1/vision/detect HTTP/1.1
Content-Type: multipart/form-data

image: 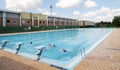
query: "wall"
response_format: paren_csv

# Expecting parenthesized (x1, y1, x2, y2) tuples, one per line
(32, 14, 47, 20)
(21, 19, 32, 26)
(84, 21, 95, 26)
(21, 12, 47, 26)
(0, 12, 2, 26)
(32, 13, 47, 27)
(39, 20, 47, 26)
(48, 20, 54, 26)
(20, 12, 32, 26)
(6, 17, 20, 26)
(77, 21, 83, 26)
(6, 12, 20, 26)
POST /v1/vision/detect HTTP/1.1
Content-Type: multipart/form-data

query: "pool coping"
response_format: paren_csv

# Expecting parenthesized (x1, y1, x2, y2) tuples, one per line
(0, 28, 78, 36)
(0, 28, 108, 36)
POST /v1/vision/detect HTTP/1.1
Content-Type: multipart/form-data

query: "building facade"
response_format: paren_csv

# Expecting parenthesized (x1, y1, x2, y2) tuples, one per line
(0, 10, 20, 27)
(77, 20, 95, 27)
(0, 11, 2, 26)
(20, 12, 47, 27)
(0, 9, 95, 27)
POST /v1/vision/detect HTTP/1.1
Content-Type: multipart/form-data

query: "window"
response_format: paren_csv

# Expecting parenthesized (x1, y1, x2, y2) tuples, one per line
(27, 21, 30, 23)
(7, 20, 10, 23)
(43, 21, 45, 24)
(13, 21, 16, 24)
(43, 21, 46, 24)
(49, 21, 50, 24)
(39, 21, 41, 24)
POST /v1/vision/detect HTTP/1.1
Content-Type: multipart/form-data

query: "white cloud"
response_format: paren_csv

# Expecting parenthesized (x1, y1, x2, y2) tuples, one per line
(5, 0, 42, 11)
(56, 0, 83, 8)
(73, 11, 81, 16)
(84, 0, 97, 8)
(73, 7, 120, 22)
(38, 8, 57, 16)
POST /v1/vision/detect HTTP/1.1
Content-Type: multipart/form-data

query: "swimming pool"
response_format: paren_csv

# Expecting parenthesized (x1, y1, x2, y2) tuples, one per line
(0, 28, 113, 70)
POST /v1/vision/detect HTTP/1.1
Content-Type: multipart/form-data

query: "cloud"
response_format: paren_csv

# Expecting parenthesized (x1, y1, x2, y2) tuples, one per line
(37, 8, 57, 16)
(73, 7, 120, 22)
(56, 0, 83, 8)
(84, 0, 97, 8)
(5, 0, 42, 11)
(73, 11, 81, 16)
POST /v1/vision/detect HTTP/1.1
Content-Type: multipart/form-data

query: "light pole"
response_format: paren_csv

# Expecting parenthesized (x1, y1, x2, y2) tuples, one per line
(50, 5, 53, 16)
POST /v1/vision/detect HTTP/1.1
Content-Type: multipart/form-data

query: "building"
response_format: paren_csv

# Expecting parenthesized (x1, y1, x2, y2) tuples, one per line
(0, 9, 95, 27)
(0, 9, 20, 27)
(47, 16, 77, 26)
(77, 20, 95, 27)
(21, 12, 47, 27)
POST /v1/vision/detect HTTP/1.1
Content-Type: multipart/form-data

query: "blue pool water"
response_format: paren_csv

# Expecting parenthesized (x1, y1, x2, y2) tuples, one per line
(0, 28, 113, 70)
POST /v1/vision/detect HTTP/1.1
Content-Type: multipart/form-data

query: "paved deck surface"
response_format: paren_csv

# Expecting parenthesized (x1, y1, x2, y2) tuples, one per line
(0, 28, 120, 70)
(75, 28, 120, 70)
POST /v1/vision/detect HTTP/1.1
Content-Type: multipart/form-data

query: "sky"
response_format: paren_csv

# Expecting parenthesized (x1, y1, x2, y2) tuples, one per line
(0, 0, 120, 22)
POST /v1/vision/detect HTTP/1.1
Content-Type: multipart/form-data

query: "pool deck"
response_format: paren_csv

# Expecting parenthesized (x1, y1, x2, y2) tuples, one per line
(0, 28, 120, 70)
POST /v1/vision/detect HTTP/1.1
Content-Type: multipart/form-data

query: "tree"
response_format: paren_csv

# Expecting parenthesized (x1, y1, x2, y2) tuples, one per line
(112, 16, 120, 27)
(95, 21, 112, 27)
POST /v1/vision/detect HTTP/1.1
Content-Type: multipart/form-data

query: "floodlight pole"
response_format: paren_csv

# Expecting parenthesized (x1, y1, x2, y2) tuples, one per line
(50, 5, 53, 16)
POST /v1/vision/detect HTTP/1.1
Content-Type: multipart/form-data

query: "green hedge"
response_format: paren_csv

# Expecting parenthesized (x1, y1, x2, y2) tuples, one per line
(0, 26, 81, 34)
(0, 26, 26, 33)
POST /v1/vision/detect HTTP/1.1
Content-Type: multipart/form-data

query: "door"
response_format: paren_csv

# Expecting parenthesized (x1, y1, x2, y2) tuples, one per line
(33, 17, 38, 26)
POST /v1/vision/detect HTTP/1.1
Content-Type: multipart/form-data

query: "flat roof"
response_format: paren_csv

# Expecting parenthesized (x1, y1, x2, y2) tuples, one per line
(0, 9, 20, 14)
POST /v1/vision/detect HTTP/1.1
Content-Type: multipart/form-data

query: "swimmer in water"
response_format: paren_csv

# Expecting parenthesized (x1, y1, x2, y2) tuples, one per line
(48, 44, 52, 47)
(30, 42, 32, 44)
(62, 49, 67, 52)
(53, 44, 56, 47)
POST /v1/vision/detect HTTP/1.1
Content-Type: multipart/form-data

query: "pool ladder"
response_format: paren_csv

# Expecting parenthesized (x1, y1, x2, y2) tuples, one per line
(72, 48, 86, 59)
(80, 48, 86, 59)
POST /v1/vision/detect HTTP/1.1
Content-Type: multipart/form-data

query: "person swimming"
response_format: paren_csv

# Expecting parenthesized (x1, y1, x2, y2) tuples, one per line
(48, 44, 52, 47)
(30, 42, 32, 44)
(53, 44, 56, 47)
(62, 49, 67, 52)
(48, 44, 56, 48)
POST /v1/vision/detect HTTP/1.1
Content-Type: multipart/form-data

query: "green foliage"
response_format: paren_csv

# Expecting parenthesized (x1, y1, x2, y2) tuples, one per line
(95, 21, 112, 27)
(0, 26, 81, 34)
(0, 26, 26, 33)
(112, 16, 120, 27)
